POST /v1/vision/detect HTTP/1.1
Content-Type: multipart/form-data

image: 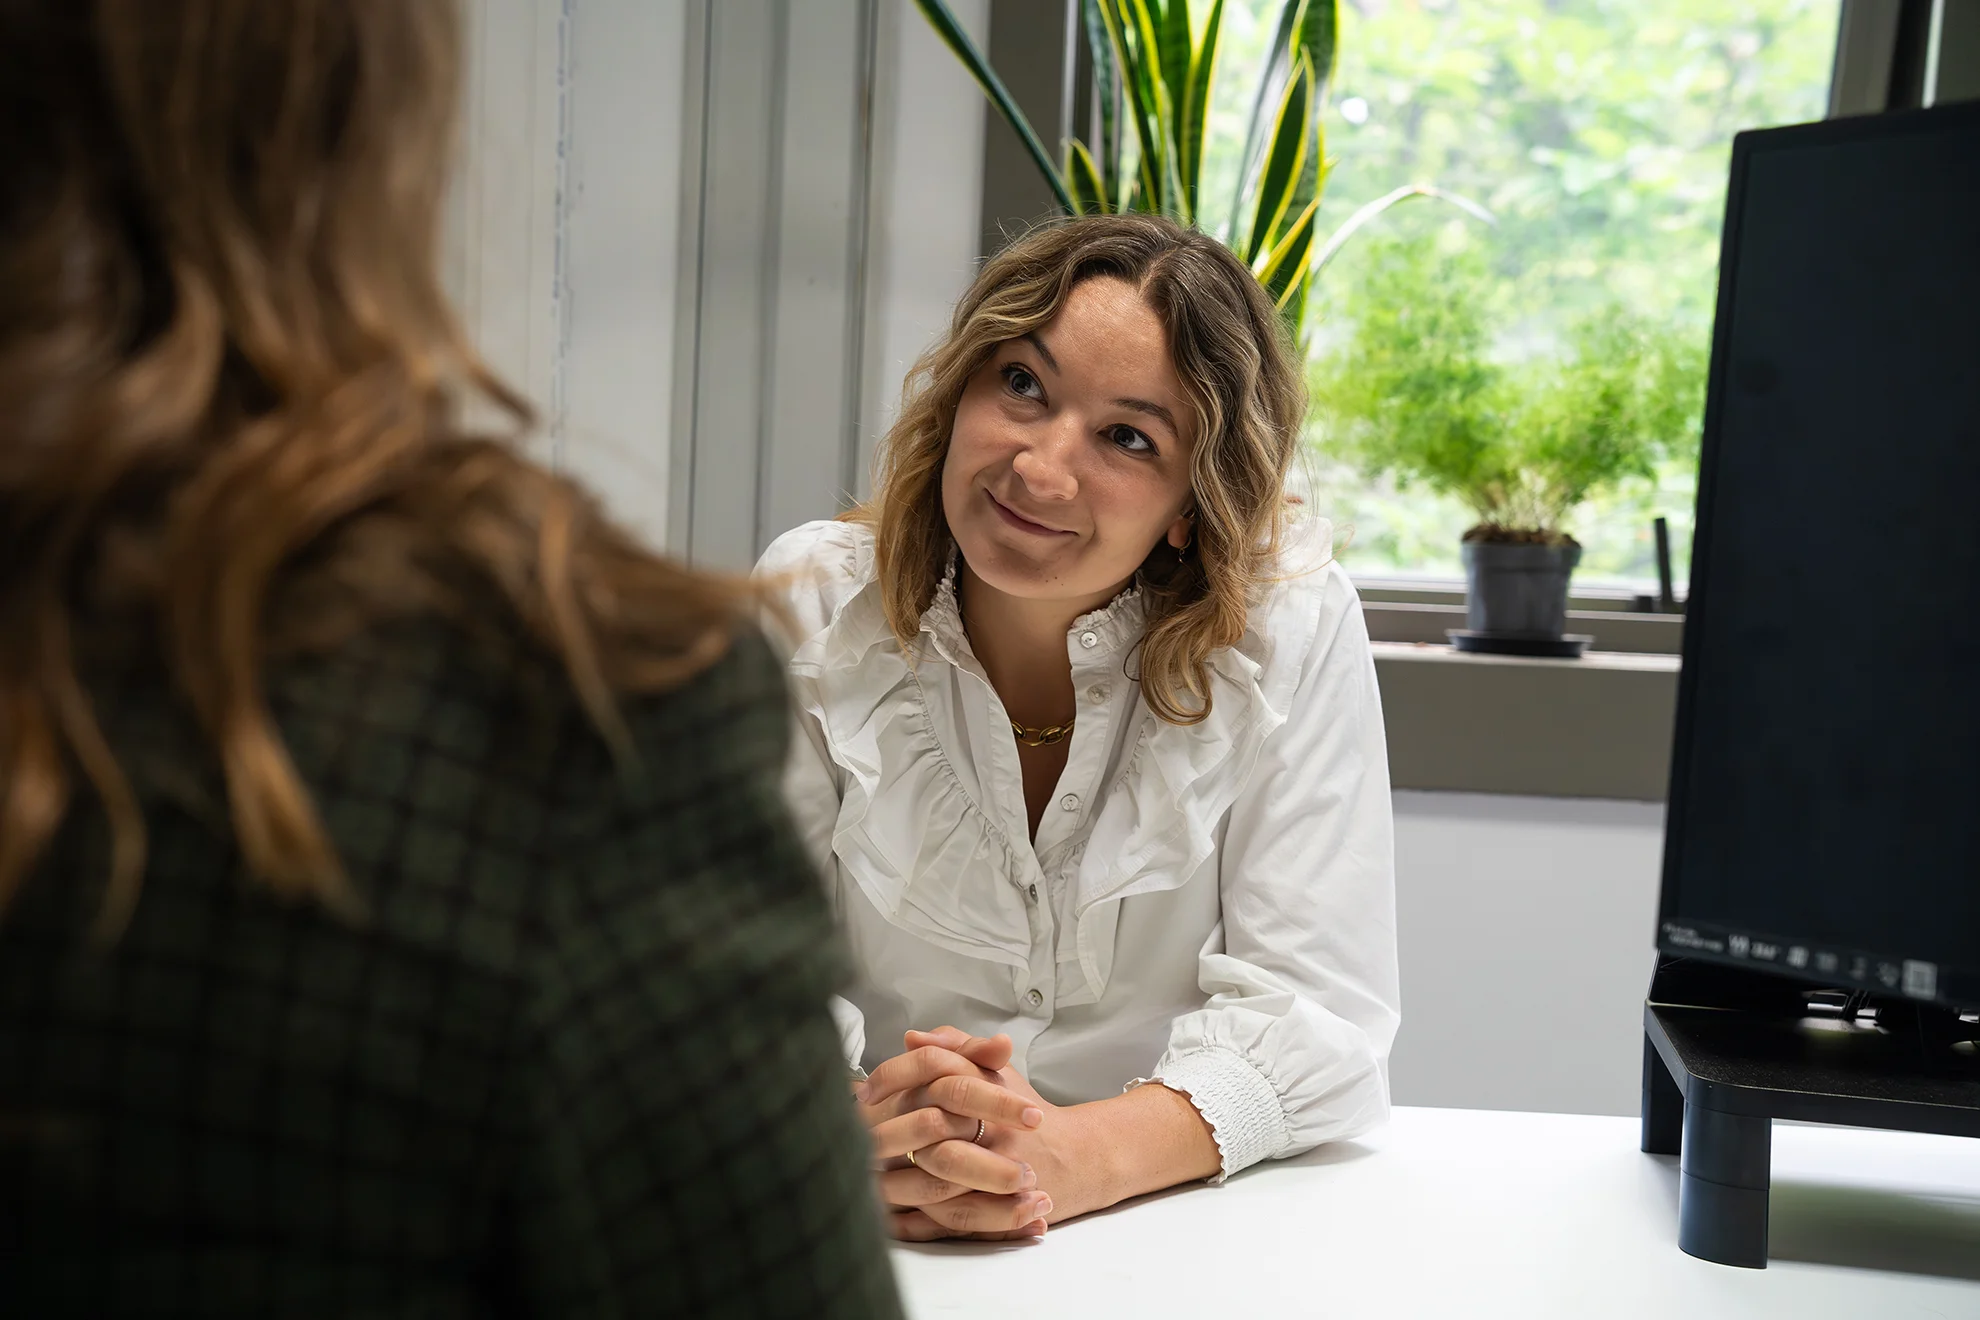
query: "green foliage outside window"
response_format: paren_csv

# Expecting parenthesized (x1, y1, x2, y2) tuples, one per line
(1265, 0, 1839, 584)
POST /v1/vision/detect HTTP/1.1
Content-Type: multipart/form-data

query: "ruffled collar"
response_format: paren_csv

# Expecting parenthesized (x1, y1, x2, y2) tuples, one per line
(921, 552, 1149, 667)
(783, 519, 1329, 997)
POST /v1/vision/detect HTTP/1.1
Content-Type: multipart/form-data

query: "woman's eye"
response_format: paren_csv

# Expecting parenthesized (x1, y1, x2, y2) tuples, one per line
(1108, 425, 1156, 455)
(1001, 364, 1043, 399)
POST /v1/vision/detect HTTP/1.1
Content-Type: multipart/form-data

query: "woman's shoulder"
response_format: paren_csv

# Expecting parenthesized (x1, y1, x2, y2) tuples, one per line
(1242, 517, 1369, 689)
(754, 518, 879, 650)
(607, 627, 793, 809)
(261, 611, 788, 810)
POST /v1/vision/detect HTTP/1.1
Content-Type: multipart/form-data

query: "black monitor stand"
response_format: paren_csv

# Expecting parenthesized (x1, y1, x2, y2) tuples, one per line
(1641, 957, 1980, 1268)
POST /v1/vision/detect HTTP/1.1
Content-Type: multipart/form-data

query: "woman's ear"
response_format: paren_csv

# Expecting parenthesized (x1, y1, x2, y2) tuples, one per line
(1166, 508, 1196, 551)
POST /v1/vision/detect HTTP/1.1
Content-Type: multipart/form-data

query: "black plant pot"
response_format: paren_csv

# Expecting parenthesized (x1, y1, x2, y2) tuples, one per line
(1460, 540, 1582, 640)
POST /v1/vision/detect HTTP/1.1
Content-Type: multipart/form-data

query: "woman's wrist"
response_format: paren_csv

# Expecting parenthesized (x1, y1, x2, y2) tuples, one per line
(1050, 1101, 1131, 1214)
(1061, 1082, 1222, 1213)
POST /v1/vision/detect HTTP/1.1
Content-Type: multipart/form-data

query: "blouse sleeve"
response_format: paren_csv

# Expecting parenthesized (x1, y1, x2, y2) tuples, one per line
(1151, 566, 1402, 1180)
(786, 692, 867, 1069)
(757, 522, 867, 1070)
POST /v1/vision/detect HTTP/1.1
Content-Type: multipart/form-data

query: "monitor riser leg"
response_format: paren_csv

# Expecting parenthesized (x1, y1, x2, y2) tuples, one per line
(1677, 1104, 1771, 1268)
(1642, 1033, 1682, 1156)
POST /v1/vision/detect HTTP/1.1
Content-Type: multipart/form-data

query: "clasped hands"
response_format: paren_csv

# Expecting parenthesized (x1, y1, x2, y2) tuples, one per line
(855, 1026, 1075, 1241)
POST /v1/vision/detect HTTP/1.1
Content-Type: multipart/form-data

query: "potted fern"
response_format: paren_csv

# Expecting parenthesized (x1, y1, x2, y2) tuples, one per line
(1313, 237, 1703, 655)
(913, 0, 1489, 349)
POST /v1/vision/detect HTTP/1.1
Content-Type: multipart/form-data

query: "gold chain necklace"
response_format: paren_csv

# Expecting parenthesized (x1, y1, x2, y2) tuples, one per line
(1010, 717, 1075, 748)
(955, 595, 1075, 747)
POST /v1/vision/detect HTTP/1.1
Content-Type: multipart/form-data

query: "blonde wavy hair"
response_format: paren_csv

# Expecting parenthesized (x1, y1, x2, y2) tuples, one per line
(0, 0, 751, 937)
(855, 214, 1306, 724)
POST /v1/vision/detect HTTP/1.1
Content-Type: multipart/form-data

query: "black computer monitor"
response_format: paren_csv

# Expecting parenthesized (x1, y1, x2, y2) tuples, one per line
(1658, 100, 1980, 1015)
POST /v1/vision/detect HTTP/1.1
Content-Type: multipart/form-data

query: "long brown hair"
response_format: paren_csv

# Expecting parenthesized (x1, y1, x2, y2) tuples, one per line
(0, 0, 750, 936)
(856, 215, 1307, 724)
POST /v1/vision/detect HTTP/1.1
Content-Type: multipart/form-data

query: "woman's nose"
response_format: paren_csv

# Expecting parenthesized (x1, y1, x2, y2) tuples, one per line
(1010, 420, 1081, 500)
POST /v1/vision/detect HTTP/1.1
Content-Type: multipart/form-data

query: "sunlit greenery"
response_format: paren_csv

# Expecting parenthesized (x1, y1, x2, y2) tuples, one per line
(1313, 232, 1705, 543)
(1203, 0, 1838, 585)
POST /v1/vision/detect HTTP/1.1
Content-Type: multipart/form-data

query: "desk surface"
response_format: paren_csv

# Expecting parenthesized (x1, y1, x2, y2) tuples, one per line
(891, 1106, 1980, 1319)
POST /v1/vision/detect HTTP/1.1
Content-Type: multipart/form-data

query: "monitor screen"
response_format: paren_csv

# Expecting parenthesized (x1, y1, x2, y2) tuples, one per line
(1659, 101, 1980, 1013)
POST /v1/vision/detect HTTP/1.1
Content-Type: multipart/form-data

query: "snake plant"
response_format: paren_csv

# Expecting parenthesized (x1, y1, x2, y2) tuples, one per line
(913, 0, 1489, 344)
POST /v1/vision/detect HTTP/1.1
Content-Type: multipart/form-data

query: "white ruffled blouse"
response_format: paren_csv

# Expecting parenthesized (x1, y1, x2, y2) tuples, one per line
(756, 518, 1400, 1179)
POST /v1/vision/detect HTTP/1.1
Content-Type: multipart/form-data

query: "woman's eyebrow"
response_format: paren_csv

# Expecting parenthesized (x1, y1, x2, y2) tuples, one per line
(1020, 332, 1061, 374)
(1115, 397, 1179, 437)
(1017, 332, 1178, 438)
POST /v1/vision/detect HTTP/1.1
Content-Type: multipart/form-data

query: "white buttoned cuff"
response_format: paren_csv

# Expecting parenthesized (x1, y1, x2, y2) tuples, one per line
(1148, 1045, 1291, 1183)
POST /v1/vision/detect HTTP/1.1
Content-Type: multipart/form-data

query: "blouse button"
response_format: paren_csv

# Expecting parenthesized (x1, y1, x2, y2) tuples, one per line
(1027, 883, 1038, 901)
(1079, 630, 1099, 649)
(1025, 988, 1044, 1009)
(1059, 793, 1080, 813)
(1088, 684, 1111, 704)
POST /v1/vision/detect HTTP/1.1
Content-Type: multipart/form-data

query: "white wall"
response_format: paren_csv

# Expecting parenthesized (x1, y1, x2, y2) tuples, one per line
(854, 0, 991, 494)
(450, 0, 567, 468)
(673, 0, 880, 568)
(1389, 791, 1667, 1118)
(561, 0, 690, 549)
(451, 0, 991, 560)
(449, 0, 689, 548)
(757, 2, 882, 543)
(661, 0, 990, 565)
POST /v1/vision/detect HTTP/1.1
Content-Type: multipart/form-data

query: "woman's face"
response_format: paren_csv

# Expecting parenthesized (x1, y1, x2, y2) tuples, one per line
(941, 277, 1197, 613)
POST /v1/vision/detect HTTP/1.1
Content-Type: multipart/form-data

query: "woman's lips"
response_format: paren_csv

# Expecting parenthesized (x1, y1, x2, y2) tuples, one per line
(987, 490, 1071, 537)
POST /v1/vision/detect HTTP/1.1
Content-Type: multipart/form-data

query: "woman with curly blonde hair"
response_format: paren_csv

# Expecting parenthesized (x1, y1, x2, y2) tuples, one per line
(760, 214, 1400, 1241)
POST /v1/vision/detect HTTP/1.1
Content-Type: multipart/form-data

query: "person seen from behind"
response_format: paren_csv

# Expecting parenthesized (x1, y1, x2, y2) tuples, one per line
(0, 1, 903, 1314)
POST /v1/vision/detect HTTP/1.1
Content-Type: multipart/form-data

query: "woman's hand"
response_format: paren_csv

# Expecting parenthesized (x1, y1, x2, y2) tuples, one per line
(875, 1029, 1124, 1226)
(855, 1032, 1052, 1240)
(888, 1027, 1224, 1228)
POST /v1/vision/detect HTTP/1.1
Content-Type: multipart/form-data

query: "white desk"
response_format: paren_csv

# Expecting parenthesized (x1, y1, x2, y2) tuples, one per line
(891, 1106, 1980, 1319)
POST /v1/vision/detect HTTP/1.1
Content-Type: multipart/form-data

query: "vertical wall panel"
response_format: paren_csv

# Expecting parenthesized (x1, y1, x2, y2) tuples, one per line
(668, 0, 991, 567)
(854, 0, 991, 505)
(450, 0, 569, 468)
(561, 0, 690, 550)
(759, 0, 876, 543)
(679, 1, 781, 569)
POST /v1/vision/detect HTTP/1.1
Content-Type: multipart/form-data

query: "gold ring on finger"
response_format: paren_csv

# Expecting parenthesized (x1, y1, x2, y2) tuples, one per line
(905, 1148, 919, 1169)
(971, 1119, 986, 1145)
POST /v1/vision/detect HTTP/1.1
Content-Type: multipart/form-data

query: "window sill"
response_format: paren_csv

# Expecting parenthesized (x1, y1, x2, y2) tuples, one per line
(1354, 575, 1688, 614)
(1370, 641, 1678, 802)
(1364, 602, 1684, 655)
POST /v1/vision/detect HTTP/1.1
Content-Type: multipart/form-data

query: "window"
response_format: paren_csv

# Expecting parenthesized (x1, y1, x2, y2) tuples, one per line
(1197, 0, 1840, 591)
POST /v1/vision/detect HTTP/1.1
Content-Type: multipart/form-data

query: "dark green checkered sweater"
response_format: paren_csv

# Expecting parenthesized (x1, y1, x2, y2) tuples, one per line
(0, 615, 904, 1319)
